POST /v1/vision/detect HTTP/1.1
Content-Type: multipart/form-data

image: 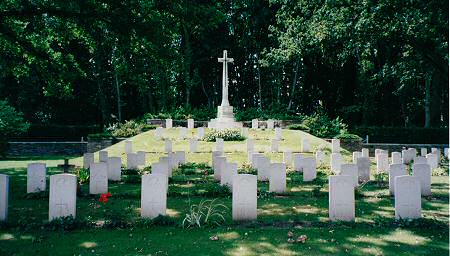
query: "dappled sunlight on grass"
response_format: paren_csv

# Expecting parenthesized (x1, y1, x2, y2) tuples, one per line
(167, 208, 181, 218)
(0, 233, 15, 241)
(79, 241, 98, 248)
(259, 204, 292, 216)
(225, 241, 296, 256)
(292, 205, 322, 215)
(218, 231, 240, 240)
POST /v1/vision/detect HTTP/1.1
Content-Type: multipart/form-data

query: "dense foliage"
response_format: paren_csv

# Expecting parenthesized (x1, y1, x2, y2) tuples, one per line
(203, 129, 246, 142)
(0, 0, 447, 133)
(0, 100, 30, 138)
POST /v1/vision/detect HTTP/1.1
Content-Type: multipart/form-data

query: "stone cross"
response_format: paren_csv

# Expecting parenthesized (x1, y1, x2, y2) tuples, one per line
(218, 50, 233, 107)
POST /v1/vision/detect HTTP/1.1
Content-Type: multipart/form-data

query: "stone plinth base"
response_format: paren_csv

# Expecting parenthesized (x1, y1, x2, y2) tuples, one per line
(208, 105, 243, 129)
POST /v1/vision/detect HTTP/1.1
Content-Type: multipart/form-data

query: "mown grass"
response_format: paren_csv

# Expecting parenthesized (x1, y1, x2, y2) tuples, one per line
(0, 129, 448, 255)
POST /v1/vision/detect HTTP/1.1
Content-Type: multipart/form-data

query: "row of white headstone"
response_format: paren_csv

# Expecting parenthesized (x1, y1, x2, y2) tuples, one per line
(162, 118, 280, 130)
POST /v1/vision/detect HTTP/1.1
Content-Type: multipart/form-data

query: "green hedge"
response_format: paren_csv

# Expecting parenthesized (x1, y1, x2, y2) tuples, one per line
(351, 126, 448, 144)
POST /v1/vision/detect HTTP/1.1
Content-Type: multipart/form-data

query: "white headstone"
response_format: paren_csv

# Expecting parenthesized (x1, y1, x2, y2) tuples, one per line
(420, 148, 427, 157)
(352, 152, 362, 163)
(152, 161, 169, 177)
(271, 139, 279, 152)
(340, 164, 358, 187)
(395, 175, 421, 219)
(331, 139, 340, 153)
(179, 127, 187, 140)
(283, 151, 292, 166)
(388, 164, 407, 195)
(375, 149, 385, 156)
(214, 156, 227, 181)
(274, 128, 282, 140)
(0, 174, 9, 221)
(159, 157, 171, 177)
(376, 153, 389, 173)
(89, 162, 108, 194)
(315, 151, 325, 165)
(141, 174, 168, 218)
(107, 157, 121, 181)
(189, 138, 198, 153)
(431, 148, 441, 163)
(412, 164, 431, 196)
(125, 140, 133, 154)
(241, 127, 249, 137)
(251, 119, 258, 129)
(255, 155, 270, 181)
(99, 151, 108, 162)
(165, 139, 172, 153)
(212, 150, 223, 168)
(165, 119, 173, 129)
(426, 153, 438, 169)
(251, 153, 263, 168)
(155, 127, 163, 140)
(329, 175, 355, 221)
(221, 162, 238, 188)
(247, 139, 254, 152)
(215, 138, 224, 152)
(232, 174, 257, 221)
(303, 157, 317, 181)
(331, 153, 342, 174)
(49, 174, 77, 220)
(127, 153, 139, 169)
(302, 138, 310, 152)
(391, 152, 402, 164)
(83, 153, 94, 169)
(27, 163, 46, 193)
(356, 157, 371, 183)
(402, 149, 415, 164)
(293, 153, 304, 172)
(444, 148, 449, 158)
(197, 127, 205, 139)
(175, 151, 186, 165)
(269, 163, 286, 193)
(414, 156, 427, 164)
(361, 148, 369, 158)
(187, 119, 194, 129)
(267, 119, 274, 129)
(137, 151, 146, 166)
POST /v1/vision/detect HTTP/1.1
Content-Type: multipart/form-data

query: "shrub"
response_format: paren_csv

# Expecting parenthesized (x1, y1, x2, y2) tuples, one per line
(238, 164, 257, 175)
(87, 132, 114, 140)
(45, 216, 89, 231)
(74, 168, 89, 184)
(194, 183, 231, 197)
(107, 120, 147, 138)
(203, 129, 245, 142)
(351, 126, 448, 144)
(287, 124, 310, 132)
(182, 199, 228, 228)
(334, 133, 363, 142)
(0, 100, 30, 138)
(302, 111, 347, 138)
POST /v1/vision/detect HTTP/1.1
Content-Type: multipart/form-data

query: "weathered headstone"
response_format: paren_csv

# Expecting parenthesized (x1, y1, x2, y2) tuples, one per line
(356, 157, 371, 183)
(329, 175, 355, 221)
(99, 151, 108, 163)
(275, 128, 282, 140)
(255, 155, 270, 181)
(49, 174, 77, 220)
(376, 153, 389, 173)
(331, 139, 340, 153)
(330, 153, 342, 174)
(165, 139, 172, 153)
(137, 151, 146, 166)
(303, 157, 317, 182)
(0, 174, 9, 221)
(179, 127, 187, 140)
(340, 164, 358, 187)
(215, 138, 224, 152)
(221, 162, 238, 188)
(388, 164, 407, 195)
(89, 162, 108, 194)
(251, 119, 258, 129)
(271, 139, 279, 152)
(165, 119, 173, 129)
(315, 151, 325, 165)
(141, 174, 168, 218)
(426, 153, 438, 169)
(269, 163, 286, 193)
(395, 175, 421, 219)
(283, 150, 292, 166)
(125, 140, 133, 154)
(83, 153, 94, 169)
(302, 138, 310, 153)
(107, 157, 121, 181)
(267, 119, 274, 129)
(214, 156, 227, 181)
(247, 139, 254, 152)
(420, 148, 427, 157)
(127, 153, 139, 169)
(293, 153, 304, 172)
(187, 119, 194, 129)
(391, 152, 402, 164)
(27, 163, 46, 193)
(232, 174, 257, 221)
(412, 164, 431, 196)
(361, 148, 369, 158)
(189, 138, 198, 153)
(352, 152, 362, 163)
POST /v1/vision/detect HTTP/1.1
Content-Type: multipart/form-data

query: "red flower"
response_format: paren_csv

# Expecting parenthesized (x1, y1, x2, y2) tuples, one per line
(99, 192, 111, 204)
(105, 192, 112, 198)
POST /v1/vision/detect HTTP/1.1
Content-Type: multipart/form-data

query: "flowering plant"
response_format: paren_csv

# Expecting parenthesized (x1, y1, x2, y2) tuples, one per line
(99, 192, 112, 204)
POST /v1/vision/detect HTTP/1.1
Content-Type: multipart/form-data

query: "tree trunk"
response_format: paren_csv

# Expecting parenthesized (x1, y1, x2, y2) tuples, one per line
(424, 77, 431, 128)
(287, 59, 299, 110)
(114, 70, 121, 122)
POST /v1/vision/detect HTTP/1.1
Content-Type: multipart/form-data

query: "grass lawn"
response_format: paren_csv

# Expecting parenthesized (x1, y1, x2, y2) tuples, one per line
(0, 129, 448, 255)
